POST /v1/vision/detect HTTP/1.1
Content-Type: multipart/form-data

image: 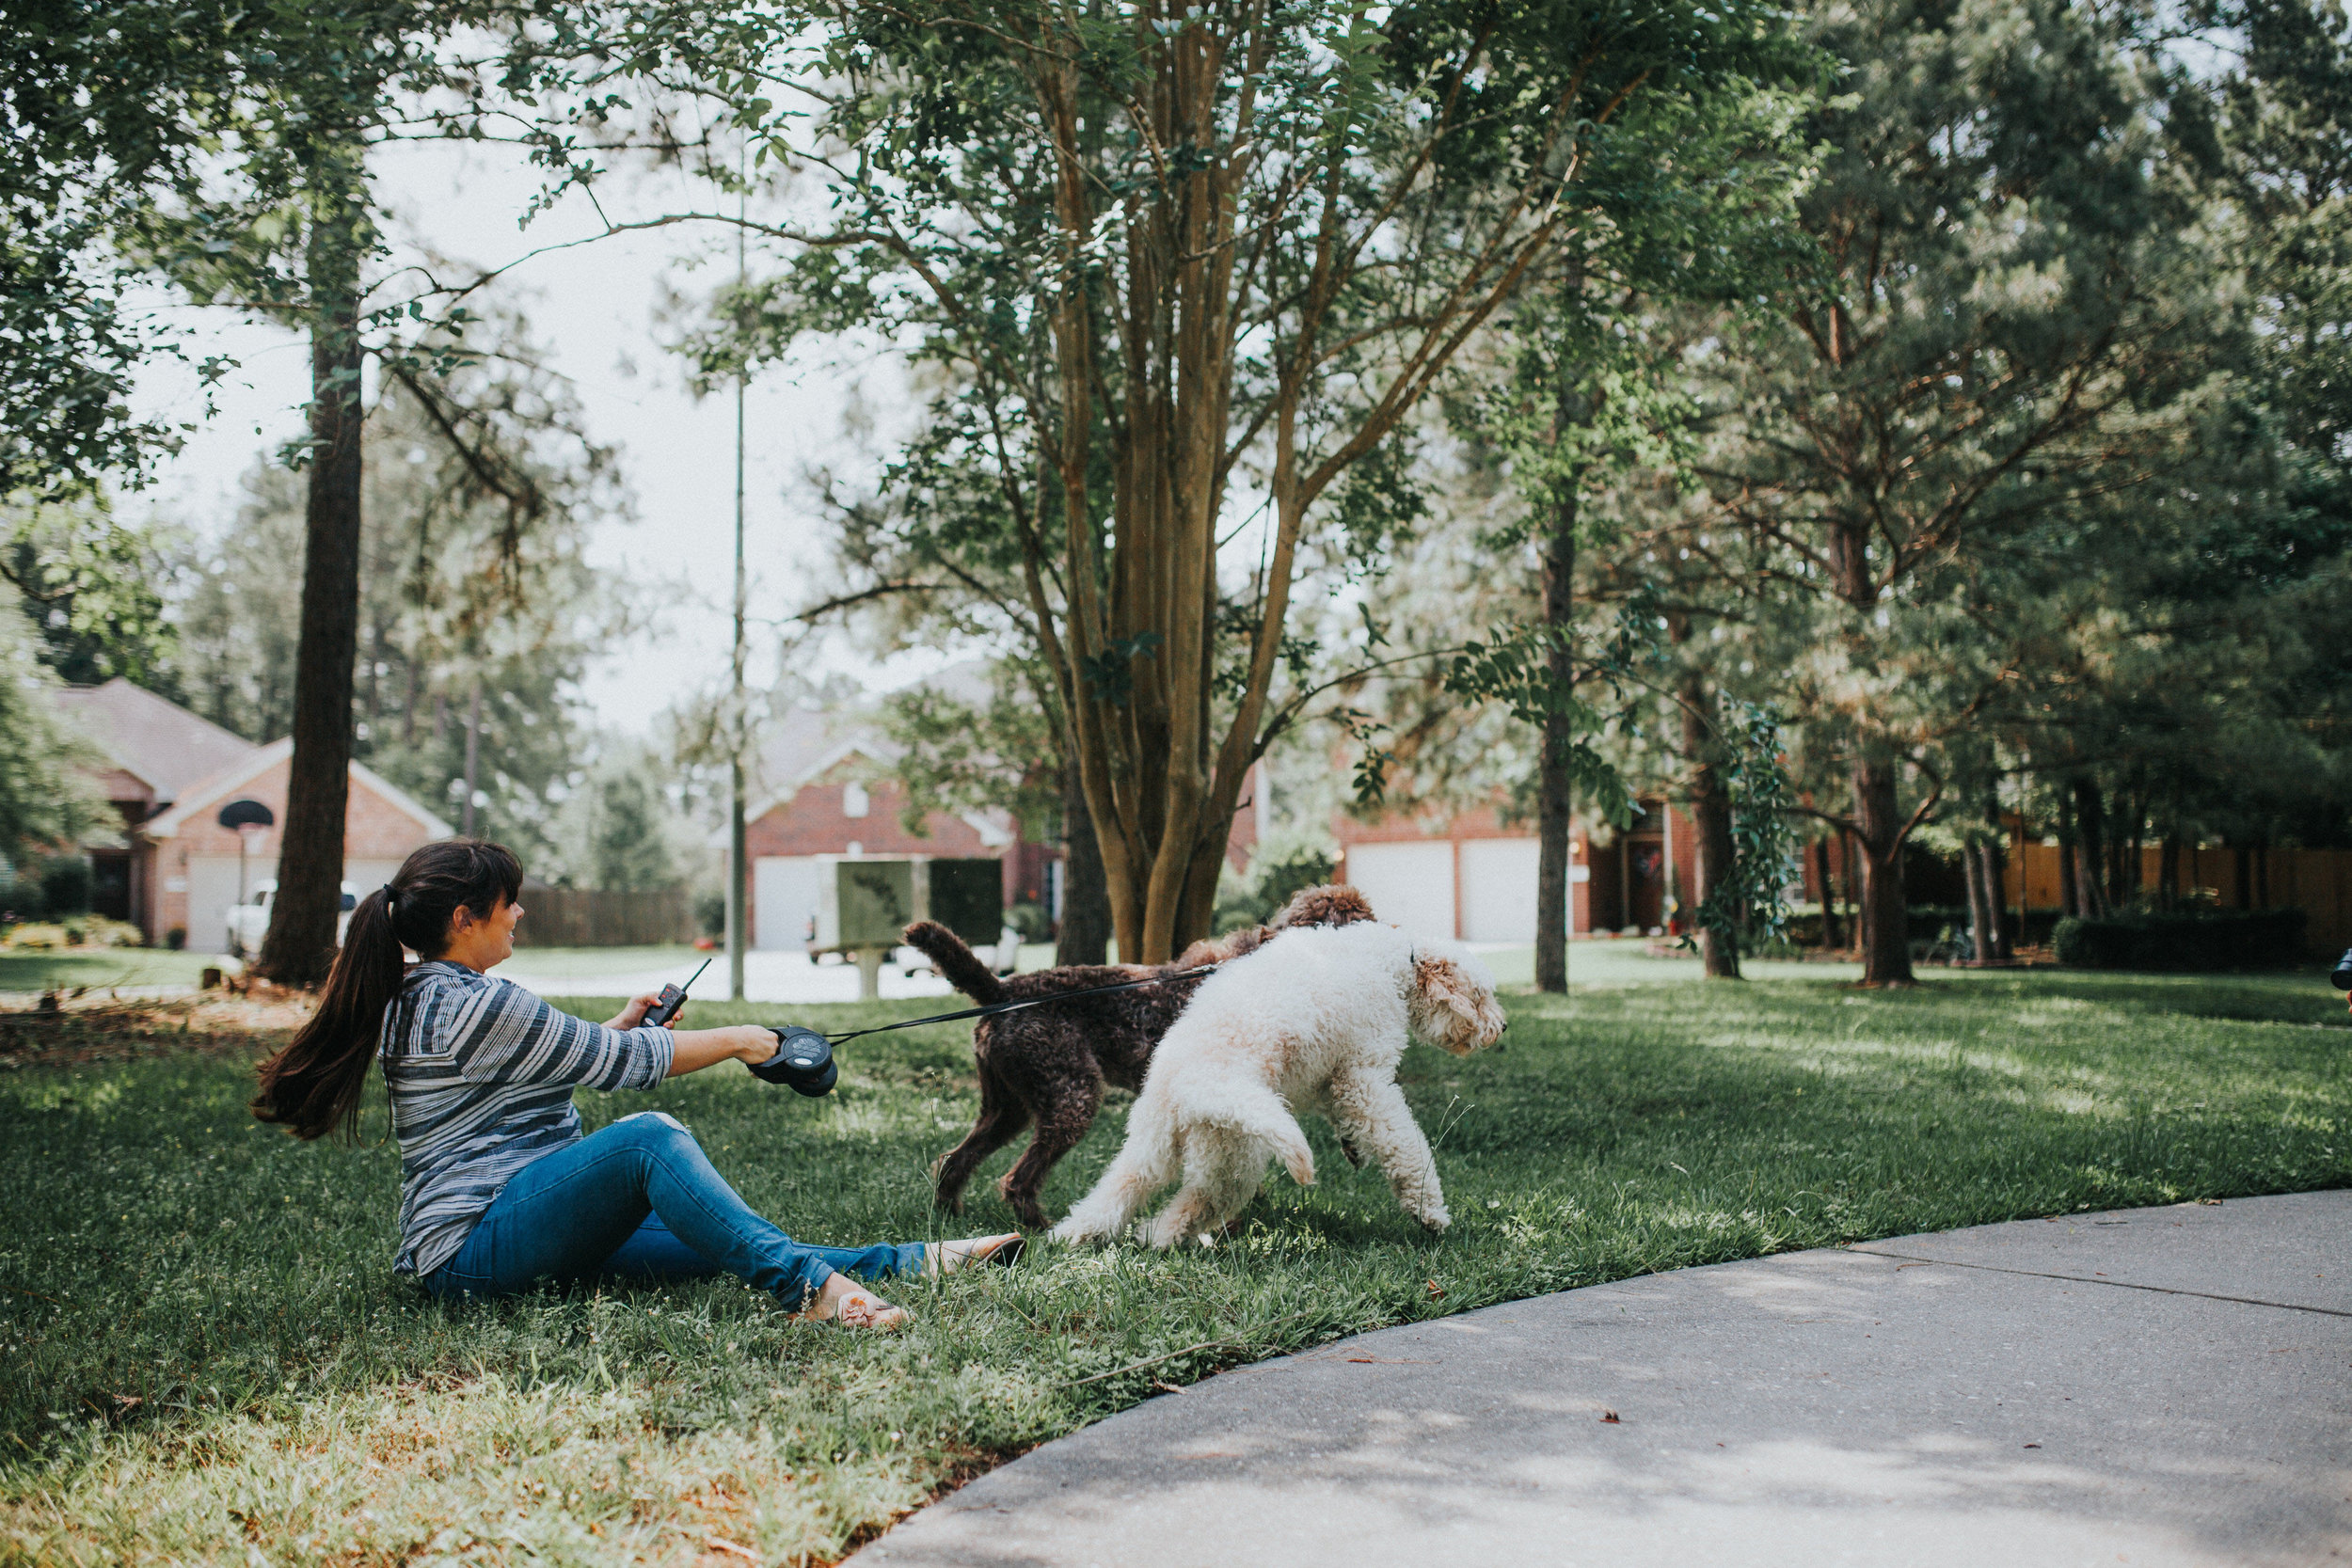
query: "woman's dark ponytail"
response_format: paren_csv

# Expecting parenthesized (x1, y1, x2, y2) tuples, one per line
(251, 838, 523, 1141)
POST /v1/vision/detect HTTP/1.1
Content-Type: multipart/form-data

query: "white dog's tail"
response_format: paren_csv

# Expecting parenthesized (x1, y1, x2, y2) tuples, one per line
(1049, 1094, 1182, 1244)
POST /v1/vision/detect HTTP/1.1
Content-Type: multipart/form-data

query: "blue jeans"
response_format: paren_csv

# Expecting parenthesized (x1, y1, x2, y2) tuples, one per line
(421, 1113, 925, 1307)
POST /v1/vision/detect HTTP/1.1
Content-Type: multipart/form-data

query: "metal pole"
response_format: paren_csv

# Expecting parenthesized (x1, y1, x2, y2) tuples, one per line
(725, 143, 749, 1002)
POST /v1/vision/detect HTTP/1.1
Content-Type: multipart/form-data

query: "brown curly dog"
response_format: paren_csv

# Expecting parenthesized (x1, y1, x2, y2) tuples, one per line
(902, 883, 1375, 1230)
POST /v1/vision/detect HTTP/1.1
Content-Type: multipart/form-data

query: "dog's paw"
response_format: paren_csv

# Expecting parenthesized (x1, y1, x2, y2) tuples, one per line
(1281, 1147, 1317, 1186)
(1417, 1205, 1451, 1232)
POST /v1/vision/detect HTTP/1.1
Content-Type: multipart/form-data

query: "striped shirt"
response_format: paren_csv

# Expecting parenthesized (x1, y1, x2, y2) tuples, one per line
(381, 959, 675, 1278)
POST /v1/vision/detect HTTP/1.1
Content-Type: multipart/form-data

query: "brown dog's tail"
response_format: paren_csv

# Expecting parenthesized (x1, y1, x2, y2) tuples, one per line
(1274, 882, 1375, 929)
(903, 920, 1007, 1004)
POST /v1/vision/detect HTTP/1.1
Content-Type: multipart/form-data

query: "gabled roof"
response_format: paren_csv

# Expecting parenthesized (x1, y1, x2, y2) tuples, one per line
(53, 678, 260, 805)
(142, 737, 455, 841)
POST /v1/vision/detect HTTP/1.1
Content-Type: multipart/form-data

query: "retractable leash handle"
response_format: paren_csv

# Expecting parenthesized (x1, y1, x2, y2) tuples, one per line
(751, 1025, 837, 1097)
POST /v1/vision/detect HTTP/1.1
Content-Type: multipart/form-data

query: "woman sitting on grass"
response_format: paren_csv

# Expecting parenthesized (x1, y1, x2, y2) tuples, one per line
(249, 838, 1020, 1328)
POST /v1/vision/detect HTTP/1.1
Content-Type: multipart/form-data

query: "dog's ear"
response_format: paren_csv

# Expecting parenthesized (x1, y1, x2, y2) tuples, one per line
(1413, 955, 1481, 1022)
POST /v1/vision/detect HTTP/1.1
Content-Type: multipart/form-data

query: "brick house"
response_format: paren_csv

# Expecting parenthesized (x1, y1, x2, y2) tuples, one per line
(54, 678, 452, 951)
(1332, 798, 1696, 944)
(742, 733, 1047, 950)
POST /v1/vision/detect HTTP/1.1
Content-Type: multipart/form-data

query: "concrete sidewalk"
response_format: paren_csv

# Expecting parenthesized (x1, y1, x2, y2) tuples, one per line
(853, 1192, 2352, 1568)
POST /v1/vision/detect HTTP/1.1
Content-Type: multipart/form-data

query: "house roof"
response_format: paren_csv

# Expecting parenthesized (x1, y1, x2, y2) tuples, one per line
(53, 678, 261, 806)
(732, 661, 1023, 851)
(142, 736, 456, 842)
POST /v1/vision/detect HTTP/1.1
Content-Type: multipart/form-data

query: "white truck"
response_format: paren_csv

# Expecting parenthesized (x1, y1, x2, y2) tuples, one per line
(226, 879, 358, 958)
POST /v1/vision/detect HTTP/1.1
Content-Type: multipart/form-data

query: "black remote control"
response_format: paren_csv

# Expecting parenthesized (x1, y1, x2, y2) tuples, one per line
(643, 957, 713, 1027)
(751, 1025, 837, 1097)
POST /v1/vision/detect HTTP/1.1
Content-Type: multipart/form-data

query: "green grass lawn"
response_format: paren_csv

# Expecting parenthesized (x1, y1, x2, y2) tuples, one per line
(3, 966, 2347, 1565)
(0, 948, 222, 995)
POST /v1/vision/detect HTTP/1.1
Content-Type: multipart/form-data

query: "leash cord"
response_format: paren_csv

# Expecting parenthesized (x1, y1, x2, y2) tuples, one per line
(819, 962, 1223, 1045)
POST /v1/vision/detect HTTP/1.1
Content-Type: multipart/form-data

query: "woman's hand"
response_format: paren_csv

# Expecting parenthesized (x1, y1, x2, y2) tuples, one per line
(665, 1024, 780, 1079)
(606, 991, 667, 1030)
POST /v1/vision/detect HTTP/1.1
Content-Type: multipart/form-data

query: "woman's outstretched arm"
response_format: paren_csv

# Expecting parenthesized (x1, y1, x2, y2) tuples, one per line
(602, 992, 778, 1080)
(664, 1025, 779, 1078)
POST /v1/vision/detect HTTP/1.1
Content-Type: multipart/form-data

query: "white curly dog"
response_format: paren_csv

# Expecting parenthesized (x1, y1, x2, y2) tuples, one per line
(1049, 921, 1507, 1248)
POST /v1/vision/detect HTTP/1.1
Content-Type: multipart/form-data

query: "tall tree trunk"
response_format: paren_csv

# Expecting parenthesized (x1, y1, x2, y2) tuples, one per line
(1851, 756, 1915, 984)
(257, 155, 369, 987)
(1964, 832, 1994, 966)
(1815, 838, 1844, 949)
(1534, 476, 1578, 991)
(2072, 777, 2109, 918)
(1056, 763, 1111, 966)
(1829, 520, 1912, 983)
(1678, 656, 1740, 979)
(2118, 778, 2145, 909)
(2058, 790, 2082, 918)
(1980, 795, 2012, 960)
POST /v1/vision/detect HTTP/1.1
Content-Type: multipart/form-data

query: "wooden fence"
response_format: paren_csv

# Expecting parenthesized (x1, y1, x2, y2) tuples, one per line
(511, 886, 697, 948)
(2002, 845, 2352, 956)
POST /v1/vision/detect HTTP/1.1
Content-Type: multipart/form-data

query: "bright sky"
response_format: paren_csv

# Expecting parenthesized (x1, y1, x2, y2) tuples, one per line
(122, 133, 941, 736)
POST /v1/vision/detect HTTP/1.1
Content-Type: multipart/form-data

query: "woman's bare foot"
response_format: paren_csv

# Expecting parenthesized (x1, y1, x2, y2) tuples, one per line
(795, 1272, 907, 1330)
(926, 1232, 1026, 1277)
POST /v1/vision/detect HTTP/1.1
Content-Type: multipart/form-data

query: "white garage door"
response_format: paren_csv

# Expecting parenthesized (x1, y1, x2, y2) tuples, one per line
(1459, 837, 1545, 943)
(1343, 842, 1456, 943)
(755, 856, 823, 949)
(186, 855, 248, 956)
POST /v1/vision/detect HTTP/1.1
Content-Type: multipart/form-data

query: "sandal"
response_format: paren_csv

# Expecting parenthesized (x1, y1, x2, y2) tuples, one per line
(926, 1233, 1027, 1277)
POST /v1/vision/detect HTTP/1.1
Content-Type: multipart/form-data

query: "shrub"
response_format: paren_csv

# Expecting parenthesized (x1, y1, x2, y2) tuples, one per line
(35, 854, 91, 917)
(3, 923, 71, 950)
(1781, 905, 2057, 952)
(2054, 908, 2310, 972)
(165, 925, 187, 951)
(0, 867, 39, 922)
(693, 891, 725, 940)
(1005, 900, 1053, 943)
(80, 917, 146, 948)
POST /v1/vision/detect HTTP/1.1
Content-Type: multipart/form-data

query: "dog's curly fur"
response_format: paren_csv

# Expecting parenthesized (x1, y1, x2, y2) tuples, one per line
(1049, 923, 1507, 1249)
(905, 883, 1375, 1230)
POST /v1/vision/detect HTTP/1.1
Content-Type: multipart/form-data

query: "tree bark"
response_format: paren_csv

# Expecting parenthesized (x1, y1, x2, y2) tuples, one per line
(1534, 472, 1578, 991)
(2072, 777, 2109, 918)
(1851, 755, 1915, 984)
(1679, 661, 1740, 979)
(2058, 790, 2082, 918)
(1964, 832, 1995, 966)
(1980, 795, 2012, 960)
(1056, 762, 1111, 966)
(257, 154, 369, 987)
(1815, 838, 1844, 949)
(1827, 516, 1913, 983)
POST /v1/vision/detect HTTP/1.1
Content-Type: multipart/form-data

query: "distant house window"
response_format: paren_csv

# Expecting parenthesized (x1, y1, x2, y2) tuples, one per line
(842, 783, 870, 818)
